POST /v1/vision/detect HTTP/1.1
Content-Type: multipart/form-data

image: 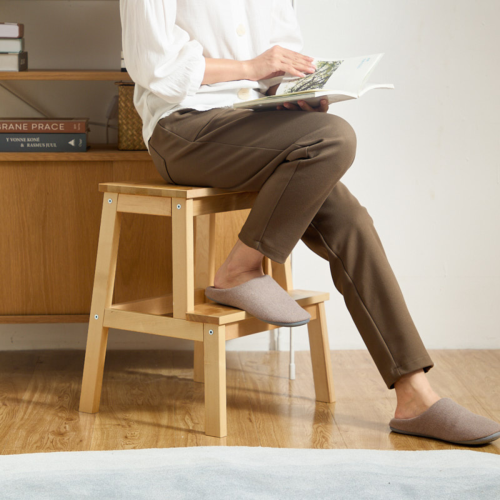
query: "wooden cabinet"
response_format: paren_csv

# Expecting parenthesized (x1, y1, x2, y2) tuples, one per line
(0, 71, 246, 323)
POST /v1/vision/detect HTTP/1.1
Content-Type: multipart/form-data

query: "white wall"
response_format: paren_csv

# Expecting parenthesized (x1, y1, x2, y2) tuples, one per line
(291, 0, 500, 350)
(1, 0, 499, 351)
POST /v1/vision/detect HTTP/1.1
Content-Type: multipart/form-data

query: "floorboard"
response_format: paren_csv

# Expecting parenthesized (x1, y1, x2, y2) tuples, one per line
(0, 349, 498, 455)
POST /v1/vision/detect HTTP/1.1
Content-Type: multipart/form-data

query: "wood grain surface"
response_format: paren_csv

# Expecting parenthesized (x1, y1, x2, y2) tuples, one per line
(1, 349, 499, 454)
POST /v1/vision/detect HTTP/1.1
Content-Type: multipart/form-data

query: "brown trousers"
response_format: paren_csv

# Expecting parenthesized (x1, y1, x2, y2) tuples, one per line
(148, 106, 434, 389)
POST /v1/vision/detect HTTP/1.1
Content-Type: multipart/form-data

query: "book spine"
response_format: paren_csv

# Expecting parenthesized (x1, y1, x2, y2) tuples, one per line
(0, 23, 24, 38)
(0, 119, 89, 133)
(0, 38, 24, 53)
(19, 51, 27, 71)
(0, 134, 88, 152)
(0, 51, 28, 71)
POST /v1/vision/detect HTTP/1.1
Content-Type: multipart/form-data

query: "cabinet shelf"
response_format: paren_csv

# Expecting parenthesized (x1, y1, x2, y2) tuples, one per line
(0, 70, 132, 81)
(0, 143, 150, 162)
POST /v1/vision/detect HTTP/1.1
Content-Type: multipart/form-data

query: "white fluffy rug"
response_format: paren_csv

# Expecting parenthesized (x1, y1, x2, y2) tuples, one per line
(1, 446, 499, 499)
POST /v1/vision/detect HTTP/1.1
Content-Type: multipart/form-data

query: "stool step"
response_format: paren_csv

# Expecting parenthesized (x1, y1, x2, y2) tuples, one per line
(102, 290, 327, 342)
(109, 289, 328, 326)
(187, 289, 330, 325)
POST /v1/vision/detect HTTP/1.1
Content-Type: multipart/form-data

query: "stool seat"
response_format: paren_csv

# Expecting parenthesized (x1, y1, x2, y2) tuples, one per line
(99, 179, 251, 198)
(78, 179, 335, 438)
(98, 179, 259, 218)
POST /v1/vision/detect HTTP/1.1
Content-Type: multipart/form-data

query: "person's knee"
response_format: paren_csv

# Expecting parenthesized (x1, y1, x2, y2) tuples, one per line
(323, 114, 357, 171)
(288, 112, 357, 180)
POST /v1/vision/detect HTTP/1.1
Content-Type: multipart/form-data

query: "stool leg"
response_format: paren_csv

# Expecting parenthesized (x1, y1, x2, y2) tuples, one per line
(193, 341, 204, 384)
(204, 323, 227, 437)
(263, 256, 273, 276)
(193, 213, 216, 383)
(79, 192, 122, 413)
(307, 302, 336, 403)
(172, 197, 194, 319)
(271, 255, 293, 291)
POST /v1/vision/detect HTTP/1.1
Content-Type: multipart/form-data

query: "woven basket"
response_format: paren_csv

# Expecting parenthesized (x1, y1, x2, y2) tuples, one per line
(114, 81, 147, 151)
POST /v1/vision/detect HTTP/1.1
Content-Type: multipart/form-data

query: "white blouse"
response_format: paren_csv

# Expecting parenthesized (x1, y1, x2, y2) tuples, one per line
(119, 0, 304, 152)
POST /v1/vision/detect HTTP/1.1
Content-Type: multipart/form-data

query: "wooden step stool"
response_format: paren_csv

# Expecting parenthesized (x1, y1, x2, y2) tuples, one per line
(78, 179, 335, 437)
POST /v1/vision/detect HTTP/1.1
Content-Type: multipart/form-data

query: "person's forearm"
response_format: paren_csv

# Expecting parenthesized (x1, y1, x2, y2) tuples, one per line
(201, 57, 250, 85)
(201, 58, 280, 96)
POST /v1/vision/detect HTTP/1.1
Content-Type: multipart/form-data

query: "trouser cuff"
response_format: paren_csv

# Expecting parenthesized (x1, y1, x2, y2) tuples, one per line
(237, 231, 290, 264)
(386, 354, 435, 390)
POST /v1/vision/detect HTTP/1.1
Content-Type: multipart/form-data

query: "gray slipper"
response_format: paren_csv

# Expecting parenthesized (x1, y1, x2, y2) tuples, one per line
(205, 274, 311, 327)
(389, 397, 500, 445)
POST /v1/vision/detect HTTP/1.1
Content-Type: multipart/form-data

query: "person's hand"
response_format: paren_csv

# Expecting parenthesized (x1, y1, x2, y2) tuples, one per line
(244, 45, 316, 81)
(276, 99, 329, 113)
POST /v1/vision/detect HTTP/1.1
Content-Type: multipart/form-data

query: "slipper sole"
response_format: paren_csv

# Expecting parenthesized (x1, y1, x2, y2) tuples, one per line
(389, 426, 500, 446)
(388, 397, 500, 446)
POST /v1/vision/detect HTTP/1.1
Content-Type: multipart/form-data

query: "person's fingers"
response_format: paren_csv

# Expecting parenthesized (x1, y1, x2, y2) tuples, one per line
(297, 100, 315, 112)
(319, 99, 329, 112)
(281, 48, 315, 67)
(279, 51, 316, 77)
(282, 62, 314, 77)
(280, 98, 329, 113)
(282, 53, 316, 73)
(283, 102, 300, 110)
(298, 99, 329, 113)
(258, 46, 315, 81)
(284, 67, 306, 77)
(282, 62, 308, 77)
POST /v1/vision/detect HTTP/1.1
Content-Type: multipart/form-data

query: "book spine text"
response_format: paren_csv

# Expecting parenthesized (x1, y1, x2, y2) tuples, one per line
(0, 134, 88, 152)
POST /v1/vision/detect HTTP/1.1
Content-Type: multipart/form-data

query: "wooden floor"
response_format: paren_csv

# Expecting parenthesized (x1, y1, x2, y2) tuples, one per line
(0, 349, 499, 455)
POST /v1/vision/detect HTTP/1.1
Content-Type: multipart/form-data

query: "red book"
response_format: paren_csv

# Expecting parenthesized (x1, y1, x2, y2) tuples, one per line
(0, 118, 90, 134)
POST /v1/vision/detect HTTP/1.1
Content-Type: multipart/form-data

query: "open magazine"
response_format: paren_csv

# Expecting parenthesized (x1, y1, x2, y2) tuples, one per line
(233, 53, 394, 111)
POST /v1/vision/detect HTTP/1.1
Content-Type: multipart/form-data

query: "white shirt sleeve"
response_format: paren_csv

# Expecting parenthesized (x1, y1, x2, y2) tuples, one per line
(120, 0, 206, 105)
(259, 0, 305, 94)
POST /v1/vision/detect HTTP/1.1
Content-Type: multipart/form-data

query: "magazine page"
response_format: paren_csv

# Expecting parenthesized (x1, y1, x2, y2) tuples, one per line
(276, 53, 385, 96)
(359, 82, 395, 96)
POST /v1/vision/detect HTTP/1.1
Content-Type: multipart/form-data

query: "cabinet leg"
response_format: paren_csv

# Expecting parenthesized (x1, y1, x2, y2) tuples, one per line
(203, 324, 227, 437)
(307, 302, 336, 403)
(79, 192, 122, 414)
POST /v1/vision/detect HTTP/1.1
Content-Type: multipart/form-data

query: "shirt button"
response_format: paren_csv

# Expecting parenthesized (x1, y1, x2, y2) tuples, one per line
(237, 88, 251, 100)
(236, 24, 246, 36)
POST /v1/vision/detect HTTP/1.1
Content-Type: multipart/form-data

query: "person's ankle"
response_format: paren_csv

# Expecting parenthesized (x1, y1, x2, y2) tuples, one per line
(394, 384, 441, 419)
(394, 371, 441, 419)
(214, 262, 264, 289)
(394, 393, 441, 419)
(225, 259, 263, 275)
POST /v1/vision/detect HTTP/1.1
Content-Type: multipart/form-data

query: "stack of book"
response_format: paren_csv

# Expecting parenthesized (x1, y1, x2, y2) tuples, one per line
(0, 22, 27, 71)
(0, 118, 90, 152)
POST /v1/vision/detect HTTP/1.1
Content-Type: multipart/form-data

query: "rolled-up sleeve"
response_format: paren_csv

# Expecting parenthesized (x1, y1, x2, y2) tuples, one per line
(259, 0, 305, 93)
(120, 0, 206, 104)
